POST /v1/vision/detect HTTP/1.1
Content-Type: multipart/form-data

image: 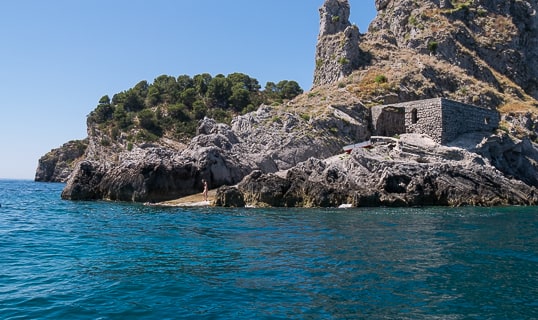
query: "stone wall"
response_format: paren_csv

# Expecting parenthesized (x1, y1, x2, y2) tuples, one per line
(440, 98, 500, 143)
(371, 105, 407, 137)
(402, 98, 444, 142)
(371, 98, 499, 143)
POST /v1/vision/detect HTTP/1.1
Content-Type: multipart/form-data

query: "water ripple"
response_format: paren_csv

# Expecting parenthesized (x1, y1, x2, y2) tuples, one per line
(1, 181, 537, 319)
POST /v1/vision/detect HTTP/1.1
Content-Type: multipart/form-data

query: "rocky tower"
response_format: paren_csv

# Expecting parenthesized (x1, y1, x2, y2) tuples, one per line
(313, 0, 361, 87)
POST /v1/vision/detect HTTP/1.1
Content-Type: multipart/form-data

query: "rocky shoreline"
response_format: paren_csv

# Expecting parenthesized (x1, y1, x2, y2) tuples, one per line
(59, 101, 369, 203)
(37, 0, 538, 208)
(214, 134, 538, 208)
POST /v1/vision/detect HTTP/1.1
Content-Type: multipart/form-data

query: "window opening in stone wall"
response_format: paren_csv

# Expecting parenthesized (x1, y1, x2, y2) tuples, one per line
(411, 108, 418, 124)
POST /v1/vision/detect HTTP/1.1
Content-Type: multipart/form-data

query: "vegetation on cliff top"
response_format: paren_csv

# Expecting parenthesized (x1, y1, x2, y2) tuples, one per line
(88, 73, 303, 144)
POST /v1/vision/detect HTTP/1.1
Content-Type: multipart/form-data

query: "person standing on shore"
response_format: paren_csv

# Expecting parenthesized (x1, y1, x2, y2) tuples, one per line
(202, 179, 208, 202)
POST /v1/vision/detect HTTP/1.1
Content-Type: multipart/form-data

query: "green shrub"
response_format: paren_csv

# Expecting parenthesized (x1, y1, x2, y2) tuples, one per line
(338, 57, 349, 65)
(88, 72, 305, 144)
(242, 104, 257, 114)
(113, 106, 133, 129)
(455, 3, 470, 11)
(374, 75, 388, 84)
(207, 108, 231, 124)
(300, 113, 310, 122)
(138, 109, 156, 129)
(192, 101, 208, 120)
(271, 116, 281, 123)
(168, 104, 190, 122)
(89, 103, 114, 124)
(428, 41, 439, 52)
(101, 138, 111, 146)
(136, 130, 159, 142)
(447, 1, 473, 14)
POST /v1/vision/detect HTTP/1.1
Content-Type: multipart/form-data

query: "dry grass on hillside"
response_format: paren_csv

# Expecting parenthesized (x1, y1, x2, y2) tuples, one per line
(346, 67, 398, 105)
(287, 85, 364, 113)
(499, 101, 538, 115)
(287, 1, 538, 118)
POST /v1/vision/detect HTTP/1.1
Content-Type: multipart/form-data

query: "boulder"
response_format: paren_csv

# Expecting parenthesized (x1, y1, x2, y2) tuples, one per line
(214, 186, 245, 207)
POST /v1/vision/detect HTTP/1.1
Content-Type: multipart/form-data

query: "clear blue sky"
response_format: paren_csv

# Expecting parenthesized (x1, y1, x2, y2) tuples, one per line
(0, 0, 377, 180)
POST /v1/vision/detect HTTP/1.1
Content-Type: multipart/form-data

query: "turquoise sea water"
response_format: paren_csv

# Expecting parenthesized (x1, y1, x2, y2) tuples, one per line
(0, 180, 537, 319)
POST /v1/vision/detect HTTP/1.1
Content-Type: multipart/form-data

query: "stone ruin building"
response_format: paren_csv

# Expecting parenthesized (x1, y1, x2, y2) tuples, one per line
(371, 98, 500, 144)
(313, 1, 500, 145)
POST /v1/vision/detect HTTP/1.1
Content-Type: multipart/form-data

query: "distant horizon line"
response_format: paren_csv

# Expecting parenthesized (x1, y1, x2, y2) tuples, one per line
(0, 178, 64, 183)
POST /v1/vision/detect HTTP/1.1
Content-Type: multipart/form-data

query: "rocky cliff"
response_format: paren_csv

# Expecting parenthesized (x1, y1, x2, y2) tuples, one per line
(47, 0, 538, 207)
(35, 139, 88, 182)
(216, 133, 538, 207)
(349, 0, 538, 109)
(61, 97, 370, 202)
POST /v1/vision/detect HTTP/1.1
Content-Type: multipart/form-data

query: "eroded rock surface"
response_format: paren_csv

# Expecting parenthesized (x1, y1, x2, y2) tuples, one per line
(313, 0, 362, 86)
(51, 0, 538, 207)
(218, 134, 538, 207)
(62, 103, 370, 202)
(35, 139, 88, 182)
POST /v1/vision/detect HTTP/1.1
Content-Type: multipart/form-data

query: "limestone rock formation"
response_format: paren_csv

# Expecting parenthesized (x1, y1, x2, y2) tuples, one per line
(62, 119, 251, 202)
(214, 185, 245, 207)
(218, 134, 538, 207)
(465, 132, 538, 188)
(355, 0, 538, 108)
(62, 102, 371, 202)
(313, 0, 362, 86)
(35, 139, 88, 182)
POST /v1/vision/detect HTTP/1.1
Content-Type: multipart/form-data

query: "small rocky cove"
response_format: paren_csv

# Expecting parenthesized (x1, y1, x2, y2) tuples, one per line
(37, 0, 538, 207)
